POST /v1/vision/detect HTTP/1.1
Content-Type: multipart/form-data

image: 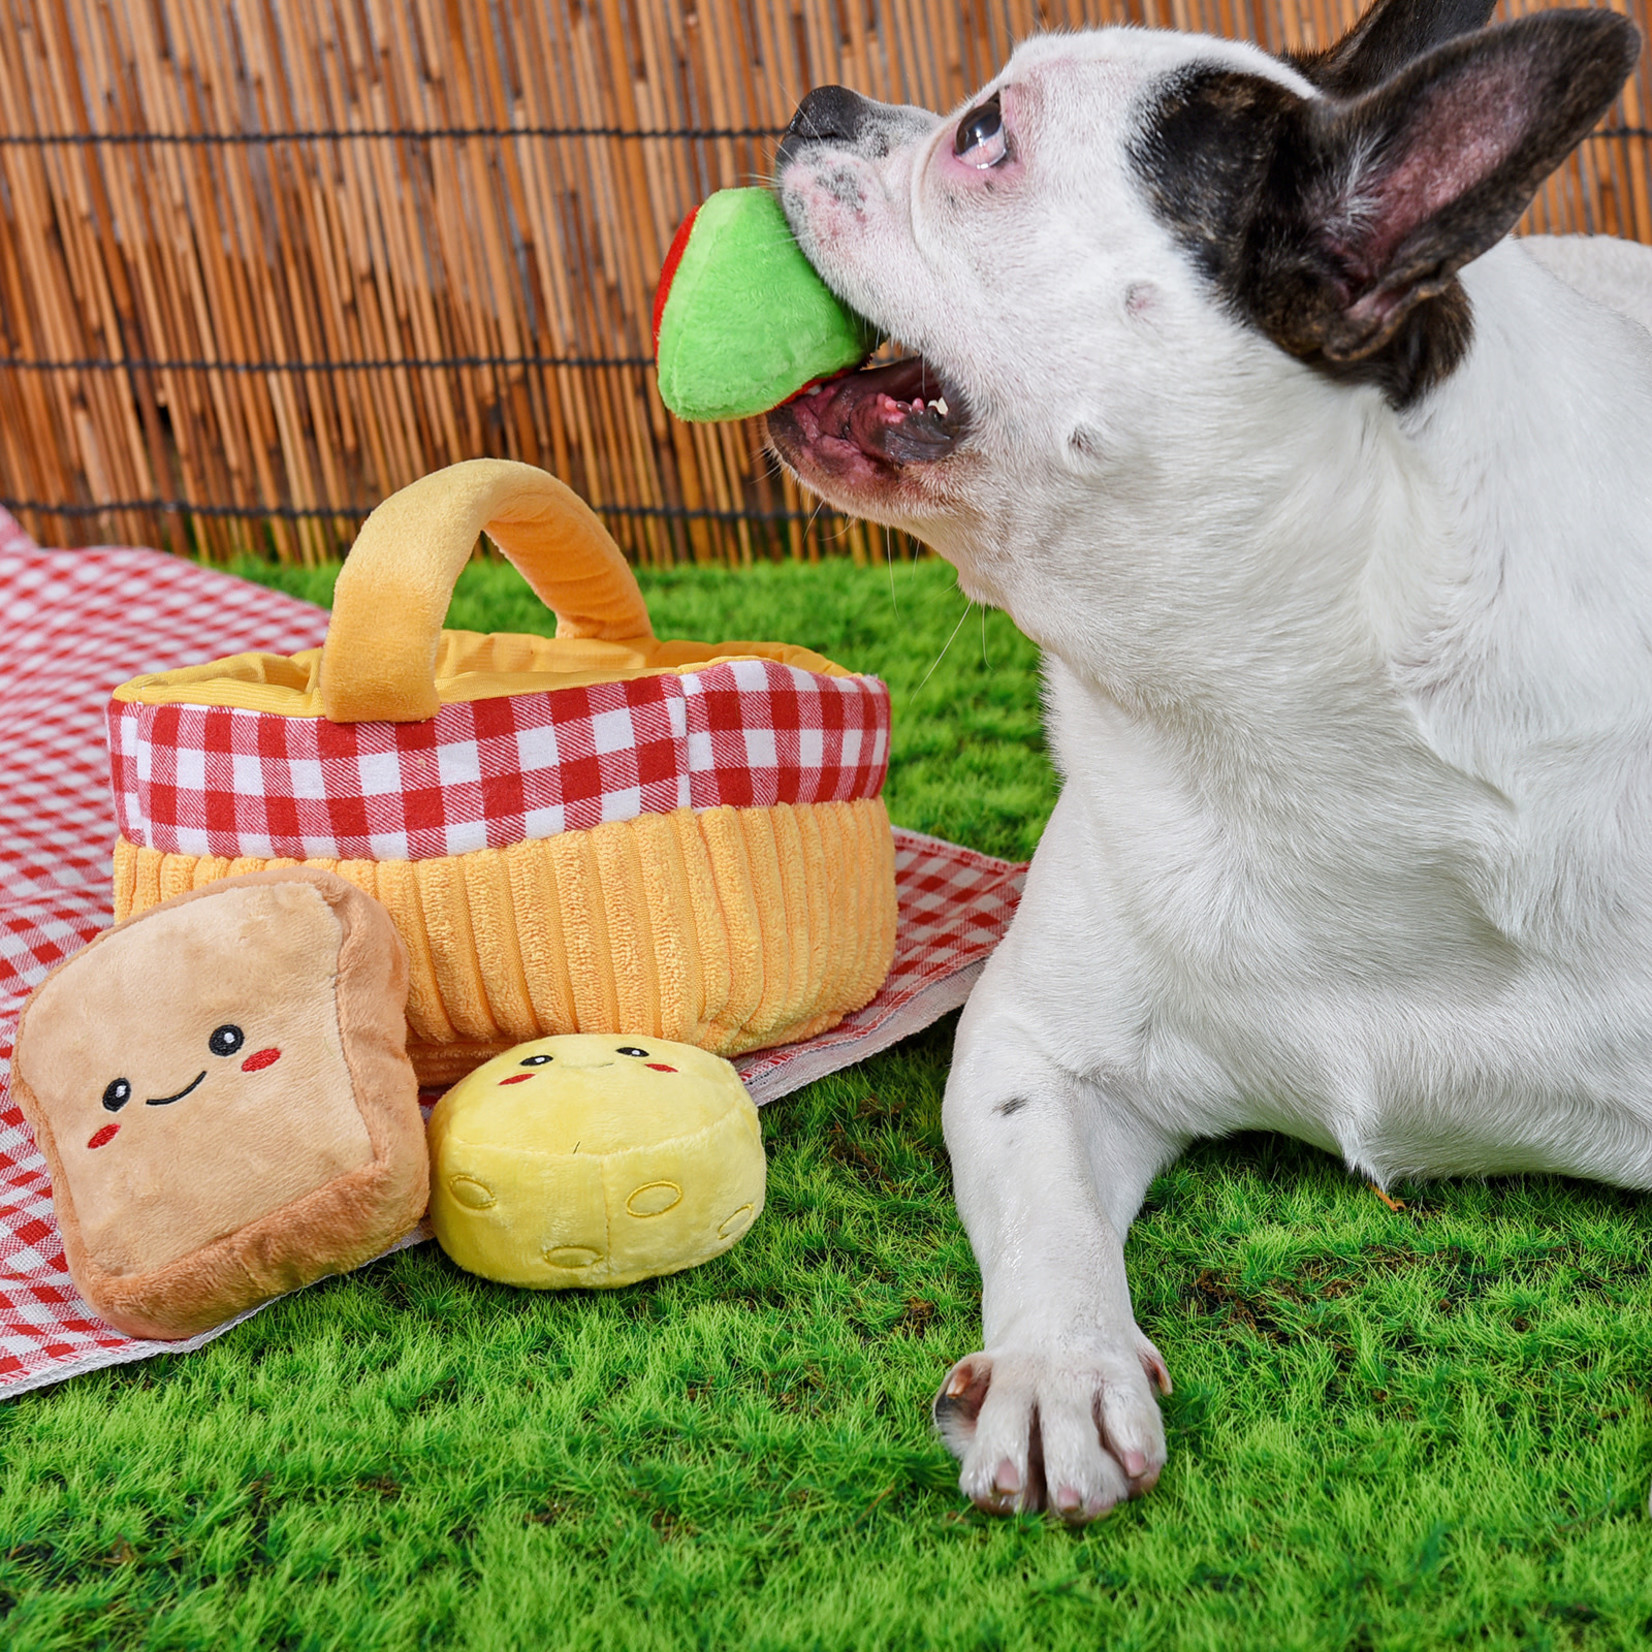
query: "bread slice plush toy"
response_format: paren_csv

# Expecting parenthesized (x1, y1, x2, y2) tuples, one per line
(652, 187, 872, 422)
(12, 869, 427, 1339)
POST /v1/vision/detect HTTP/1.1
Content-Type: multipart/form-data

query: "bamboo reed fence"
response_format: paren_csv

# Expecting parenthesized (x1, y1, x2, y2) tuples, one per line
(0, 0, 1647, 565)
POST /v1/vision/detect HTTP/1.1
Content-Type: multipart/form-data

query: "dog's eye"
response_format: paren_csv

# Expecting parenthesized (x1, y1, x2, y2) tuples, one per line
(954, 94, 1006, 168)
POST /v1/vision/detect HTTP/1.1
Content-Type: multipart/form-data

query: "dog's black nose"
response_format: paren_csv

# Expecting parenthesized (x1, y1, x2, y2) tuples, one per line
(776, 85, 875, 171)
(787, 85, 872, 144)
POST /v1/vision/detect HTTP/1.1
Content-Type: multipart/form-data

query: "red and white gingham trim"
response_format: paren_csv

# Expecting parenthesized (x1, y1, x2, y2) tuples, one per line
(109, 656, 891, 861)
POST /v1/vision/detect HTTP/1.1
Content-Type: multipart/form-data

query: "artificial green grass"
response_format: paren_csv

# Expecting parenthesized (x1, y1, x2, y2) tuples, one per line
(4, 554, 1650, 1650)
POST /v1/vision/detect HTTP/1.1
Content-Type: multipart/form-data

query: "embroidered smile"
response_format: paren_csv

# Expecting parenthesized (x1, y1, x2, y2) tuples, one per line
(146, 1070, 205, 1107)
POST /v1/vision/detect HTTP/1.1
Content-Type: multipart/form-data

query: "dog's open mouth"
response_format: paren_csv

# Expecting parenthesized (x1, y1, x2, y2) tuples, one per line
(767, 353, 970, 479)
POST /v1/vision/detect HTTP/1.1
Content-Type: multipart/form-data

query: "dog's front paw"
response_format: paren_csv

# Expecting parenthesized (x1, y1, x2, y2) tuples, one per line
(932, 1337, 1171, 1522)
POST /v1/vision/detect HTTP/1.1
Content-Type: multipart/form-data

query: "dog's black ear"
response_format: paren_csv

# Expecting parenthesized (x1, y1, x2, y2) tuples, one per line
(1266, 11, 1639, 366)
(1132, 9, 1638, 403)
(1289, 0, 1500, 97)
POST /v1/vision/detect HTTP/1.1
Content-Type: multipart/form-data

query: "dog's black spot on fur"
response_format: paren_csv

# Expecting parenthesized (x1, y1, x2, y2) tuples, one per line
(1287, 0, 1497, 97)
(821, 166, 865, 210)
(1129, 12, 1640, 410)
(995, 1096, 1029, 1117)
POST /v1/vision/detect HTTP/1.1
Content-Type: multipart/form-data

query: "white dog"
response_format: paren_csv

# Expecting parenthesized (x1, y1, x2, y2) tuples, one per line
(767, 0, 1652, 1521)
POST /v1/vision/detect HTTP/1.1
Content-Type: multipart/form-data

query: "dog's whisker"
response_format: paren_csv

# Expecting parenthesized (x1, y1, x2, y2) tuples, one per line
(911, 592, 974, 702)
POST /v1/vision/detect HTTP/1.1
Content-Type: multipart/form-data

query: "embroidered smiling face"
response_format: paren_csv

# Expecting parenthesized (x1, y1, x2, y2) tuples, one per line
(18, 880, 373, 1276)
(86, 1019, 284, 1152)
(466, 1034, 736, 1150)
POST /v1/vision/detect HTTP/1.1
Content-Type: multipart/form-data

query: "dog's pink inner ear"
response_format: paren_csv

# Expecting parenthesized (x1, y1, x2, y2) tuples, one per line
(1338, 62, 1529, 283)
(1311, 12, 1639, 352)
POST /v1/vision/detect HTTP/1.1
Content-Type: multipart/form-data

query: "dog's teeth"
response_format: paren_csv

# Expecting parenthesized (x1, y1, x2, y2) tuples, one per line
(934, 397, 949, 417)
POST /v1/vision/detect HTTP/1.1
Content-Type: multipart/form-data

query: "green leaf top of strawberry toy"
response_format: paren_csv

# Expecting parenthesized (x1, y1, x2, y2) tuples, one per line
(653, 188, 873, 423)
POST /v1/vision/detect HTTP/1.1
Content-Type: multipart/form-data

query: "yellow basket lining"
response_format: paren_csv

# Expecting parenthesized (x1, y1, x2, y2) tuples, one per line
(113, 630, 859, 716)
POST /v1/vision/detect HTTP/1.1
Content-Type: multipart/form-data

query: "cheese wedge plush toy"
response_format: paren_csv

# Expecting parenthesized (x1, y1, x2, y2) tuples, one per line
(12, 869, 428, 1340)
(653, 187, 871, 422)
(428, 1034, 765, 1289)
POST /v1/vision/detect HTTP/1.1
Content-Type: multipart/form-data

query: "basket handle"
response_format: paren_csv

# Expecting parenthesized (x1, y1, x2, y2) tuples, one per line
(320, 459, 654, 723)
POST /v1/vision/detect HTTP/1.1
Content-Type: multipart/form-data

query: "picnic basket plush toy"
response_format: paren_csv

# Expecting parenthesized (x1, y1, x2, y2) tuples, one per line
(107, 459, 898, 1086)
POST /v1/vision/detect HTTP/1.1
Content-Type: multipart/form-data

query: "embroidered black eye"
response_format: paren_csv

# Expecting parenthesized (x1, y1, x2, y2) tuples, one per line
(208, 1025, 244, 1057)
(616, 1046, 651, 1058)
(954, 94, 1005, 164)
(519, 1053, 554, 1067)
(102, 1079, 132, 1112)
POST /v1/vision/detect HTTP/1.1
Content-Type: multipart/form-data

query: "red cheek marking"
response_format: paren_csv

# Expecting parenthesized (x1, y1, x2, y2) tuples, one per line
(242, 1048, 281, 1072)
(88, 1124, 120, 1150)
(499, 1073, 534, 1085)
(646, 1063, 677, 1073)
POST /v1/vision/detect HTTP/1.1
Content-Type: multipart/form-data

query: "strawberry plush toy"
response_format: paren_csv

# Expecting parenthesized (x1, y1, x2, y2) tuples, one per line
(652, 187, 873, 422)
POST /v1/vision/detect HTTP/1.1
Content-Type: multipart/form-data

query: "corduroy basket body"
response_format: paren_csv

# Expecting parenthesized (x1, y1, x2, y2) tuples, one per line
(106, 460, 898, 1085)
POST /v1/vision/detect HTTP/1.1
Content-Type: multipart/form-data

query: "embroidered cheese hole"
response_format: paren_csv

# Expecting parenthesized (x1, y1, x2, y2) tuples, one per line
(718, 1204, 755, 1240)
(448, 1175, 496, 1209)
(241, 1047, 280, 1072)
(543, 1246, 601, 1268)
(646, 1063, 678, 1073)
(87, 1123, 120, 1150)
(626, 1181, 683, 1218)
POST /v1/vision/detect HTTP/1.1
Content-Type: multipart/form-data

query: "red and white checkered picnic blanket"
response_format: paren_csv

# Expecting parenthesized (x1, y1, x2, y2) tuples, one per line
(0, 512, 1024, 1399)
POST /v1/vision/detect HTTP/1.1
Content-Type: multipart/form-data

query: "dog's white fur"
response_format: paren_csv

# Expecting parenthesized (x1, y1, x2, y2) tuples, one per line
(772, 15, 1652, 1520)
